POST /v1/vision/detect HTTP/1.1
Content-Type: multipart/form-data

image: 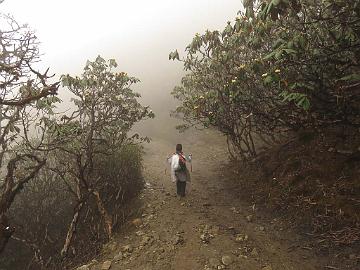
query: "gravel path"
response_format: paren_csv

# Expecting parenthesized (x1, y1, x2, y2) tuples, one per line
(79, 130, 330, 270)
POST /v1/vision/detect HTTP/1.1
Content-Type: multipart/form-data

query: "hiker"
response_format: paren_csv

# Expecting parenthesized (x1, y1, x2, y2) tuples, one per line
(167, 144, 192, 197)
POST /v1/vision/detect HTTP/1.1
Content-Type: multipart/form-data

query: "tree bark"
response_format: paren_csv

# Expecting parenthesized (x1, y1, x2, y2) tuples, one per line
(0, 215, 14, 253)
(61, 201, 84, 257)
(92, 190, 112, 238)
(0, 156, 45, 253)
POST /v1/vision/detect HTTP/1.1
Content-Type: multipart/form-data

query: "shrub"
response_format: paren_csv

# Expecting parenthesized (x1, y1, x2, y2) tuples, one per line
(170, 0, 360, 160)
(1, 145, 144, 270)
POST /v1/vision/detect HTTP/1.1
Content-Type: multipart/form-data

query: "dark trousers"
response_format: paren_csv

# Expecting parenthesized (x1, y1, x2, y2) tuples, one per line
(176, 180, 186, 197)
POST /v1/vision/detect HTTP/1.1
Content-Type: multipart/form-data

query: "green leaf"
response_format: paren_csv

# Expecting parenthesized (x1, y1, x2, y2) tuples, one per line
(339, 74, 360, 82)
(272, 0, 281, 6)
(169, 50, 180, 61)
(280, 91, 310, 110)
(235, 20, 242, 32)
(225, 22, 233, 33)
(275, 50, 283, 59)
(264, 75, 273, 84)
(266, 2, 274, 16)
(109, 59, 118, 68)
(273, 38, 285, 49)
(302, 98, 310, 110)
(61, 75, 70, 87)
(263, 51, 276, 60)
(283, 48, 297, 55)
(96, 55, 105, 63)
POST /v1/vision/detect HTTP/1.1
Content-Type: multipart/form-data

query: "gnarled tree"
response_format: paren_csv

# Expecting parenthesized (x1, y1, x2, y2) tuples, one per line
(49, 56, 154, 257)
(0, 14, 59, 253)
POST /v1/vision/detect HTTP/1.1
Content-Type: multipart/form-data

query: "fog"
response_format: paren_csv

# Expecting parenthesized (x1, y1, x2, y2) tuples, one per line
(1, 0, 242, 139)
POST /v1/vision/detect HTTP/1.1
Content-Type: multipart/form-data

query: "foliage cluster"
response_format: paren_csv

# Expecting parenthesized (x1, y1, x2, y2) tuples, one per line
(170, 0, 360, 160)
(0, 14, 153, 269)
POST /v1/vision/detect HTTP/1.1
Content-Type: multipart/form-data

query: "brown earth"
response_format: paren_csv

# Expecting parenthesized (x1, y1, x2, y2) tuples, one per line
(79, 129, 359, 270)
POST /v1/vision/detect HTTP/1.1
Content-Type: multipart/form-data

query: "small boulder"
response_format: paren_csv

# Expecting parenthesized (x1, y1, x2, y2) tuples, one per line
(76, 265, 90, 270)
(101, 260, 112, 270)
(132, 218, 143, 227)
(113, 251, 123, 262)
(122, 244, 133, 253)
(135, 230, 145, 236)
(221, 255, 233, 266)
(235, 234, 248, 242)
(251, 248, 259, 257)
(140, 235, 152, 246)
(172, 235, 184, 245)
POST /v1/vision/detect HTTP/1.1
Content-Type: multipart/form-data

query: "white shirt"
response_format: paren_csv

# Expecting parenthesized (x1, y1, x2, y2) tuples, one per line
(167, 154, 180, 182)
(167, 153, 192, 182)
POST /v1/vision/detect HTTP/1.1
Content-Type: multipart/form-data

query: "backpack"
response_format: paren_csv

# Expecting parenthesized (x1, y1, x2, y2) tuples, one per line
(176, 154, 187, 172)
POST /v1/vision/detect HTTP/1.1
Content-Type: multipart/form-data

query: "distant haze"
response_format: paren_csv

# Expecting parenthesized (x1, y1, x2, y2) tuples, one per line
(1, 0, 243, 138)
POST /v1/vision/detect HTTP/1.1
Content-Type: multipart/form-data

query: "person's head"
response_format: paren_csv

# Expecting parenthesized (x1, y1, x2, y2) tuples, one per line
(176, 144, 182, 153)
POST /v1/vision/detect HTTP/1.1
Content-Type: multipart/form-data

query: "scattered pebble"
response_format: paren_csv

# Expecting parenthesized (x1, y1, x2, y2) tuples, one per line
(76, 265, 90, 270)
(235, 233, 248, 243)
(101, 260, 112, 270)
(172, 234, 184, 245)
(135, 230, 145, 236)
(221, 255, 233, 266)
(122, 244, 133, 253)
(251, 247, 259, 257)
(131, 218, 143, 227)
(113, 251, 123, 262)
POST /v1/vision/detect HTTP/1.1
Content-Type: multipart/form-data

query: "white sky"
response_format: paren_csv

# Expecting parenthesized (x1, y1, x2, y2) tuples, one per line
(1, 0, 242, 115)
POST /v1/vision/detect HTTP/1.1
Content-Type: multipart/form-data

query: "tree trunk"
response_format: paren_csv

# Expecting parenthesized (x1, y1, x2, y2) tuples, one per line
(0, 156, 45, 254)
(92, 190, 112, 238)
(0, 215, 14, 253)
(61, 201, 84, 257)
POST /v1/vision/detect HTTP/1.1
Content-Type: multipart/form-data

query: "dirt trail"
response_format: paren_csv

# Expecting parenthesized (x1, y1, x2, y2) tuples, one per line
(87, 130, 333, 270)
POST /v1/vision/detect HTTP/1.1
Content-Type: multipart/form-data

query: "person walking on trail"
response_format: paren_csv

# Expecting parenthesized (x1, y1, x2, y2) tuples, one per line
(167, 144, 192, 197)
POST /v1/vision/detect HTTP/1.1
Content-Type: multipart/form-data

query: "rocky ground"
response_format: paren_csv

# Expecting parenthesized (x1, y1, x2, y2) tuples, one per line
(75, 130, 352, 270)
